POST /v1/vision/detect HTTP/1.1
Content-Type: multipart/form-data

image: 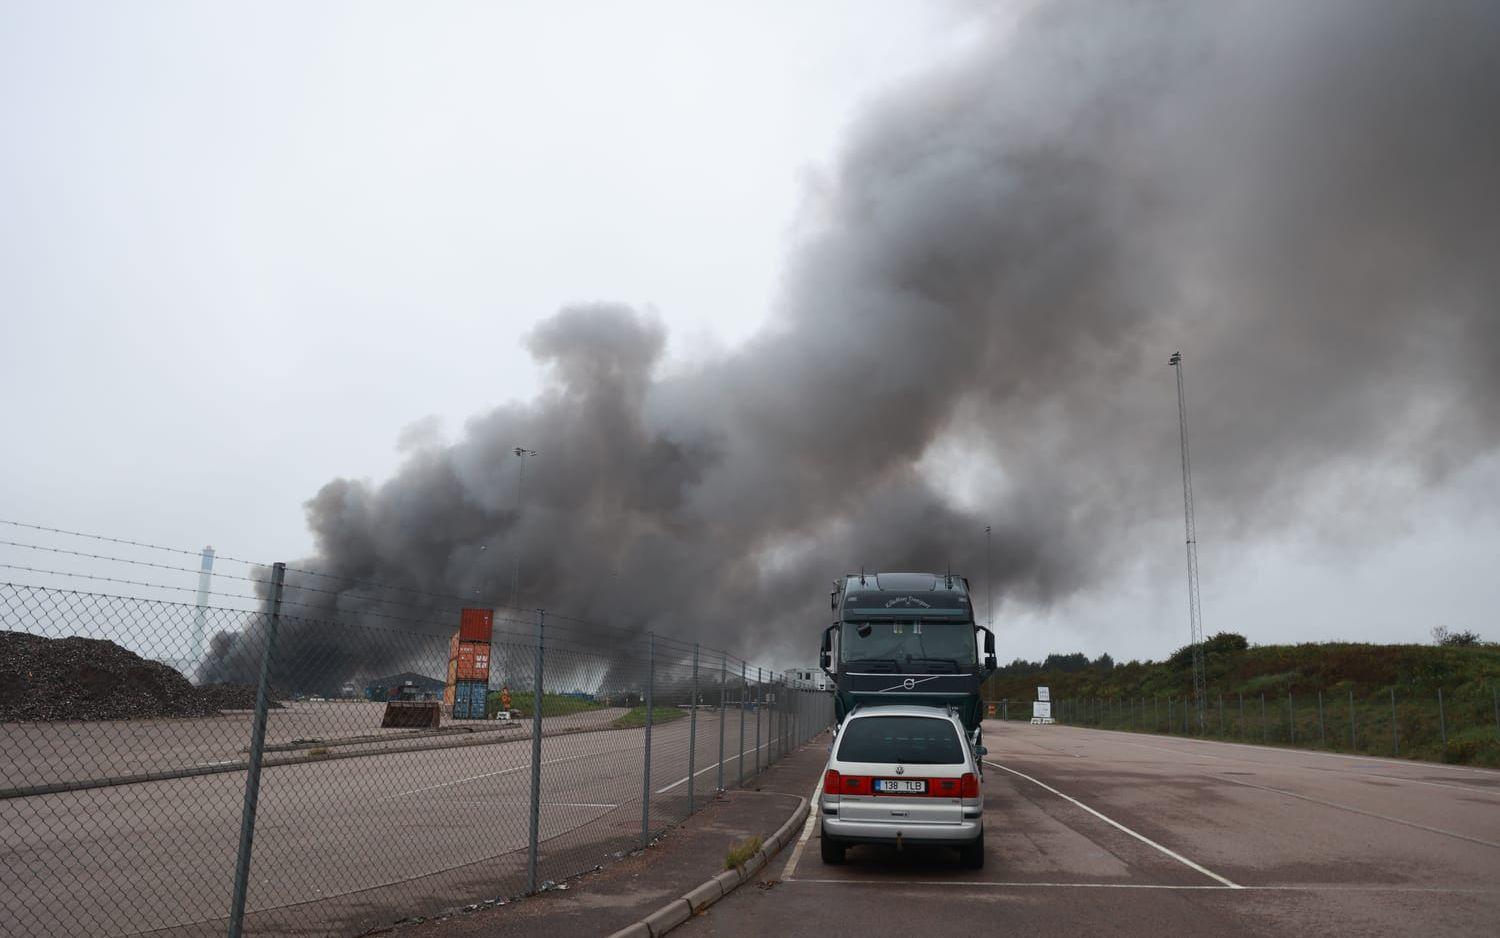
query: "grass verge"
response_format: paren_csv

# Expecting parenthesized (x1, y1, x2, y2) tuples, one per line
(725, 836, 762, 869)
(611, 706, 688, 729)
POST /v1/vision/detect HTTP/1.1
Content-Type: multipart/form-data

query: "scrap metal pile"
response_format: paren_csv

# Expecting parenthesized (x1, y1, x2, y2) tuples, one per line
(0, 630, 281, 722)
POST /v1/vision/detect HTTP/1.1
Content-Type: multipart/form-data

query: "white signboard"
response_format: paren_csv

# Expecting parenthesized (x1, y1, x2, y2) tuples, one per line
(1032, 700, 1052, 719)
(1036, 686, 1050, 702)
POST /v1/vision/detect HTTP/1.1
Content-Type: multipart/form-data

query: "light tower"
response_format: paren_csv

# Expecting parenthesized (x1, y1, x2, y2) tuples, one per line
(1169, 352, 1207, 732)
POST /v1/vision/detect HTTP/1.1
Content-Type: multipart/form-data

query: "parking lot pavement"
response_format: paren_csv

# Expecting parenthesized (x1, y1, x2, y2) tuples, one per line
(675, 720, 1500, 938)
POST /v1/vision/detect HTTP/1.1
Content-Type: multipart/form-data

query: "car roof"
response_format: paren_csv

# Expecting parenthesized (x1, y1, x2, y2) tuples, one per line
(844, 704, 961, 722)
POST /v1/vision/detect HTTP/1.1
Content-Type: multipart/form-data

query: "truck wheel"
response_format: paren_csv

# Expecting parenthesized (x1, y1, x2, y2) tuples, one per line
(959, 830, 985, 870)
(820, 831, 846, 865)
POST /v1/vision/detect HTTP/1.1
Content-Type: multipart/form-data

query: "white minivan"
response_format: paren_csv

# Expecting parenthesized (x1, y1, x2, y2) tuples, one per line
(820, 704, 985, 868)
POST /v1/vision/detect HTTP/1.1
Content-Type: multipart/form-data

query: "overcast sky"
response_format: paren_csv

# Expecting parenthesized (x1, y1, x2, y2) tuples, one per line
(2, 1, 1496, 666)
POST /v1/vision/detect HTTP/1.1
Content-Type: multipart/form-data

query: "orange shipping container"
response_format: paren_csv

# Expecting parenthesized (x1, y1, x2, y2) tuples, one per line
(453, 640, 491, 681)
(459, 608, 494, 643)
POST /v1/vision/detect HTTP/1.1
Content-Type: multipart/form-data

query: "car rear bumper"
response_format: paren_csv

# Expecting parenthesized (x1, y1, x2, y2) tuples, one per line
(822, 815, 982, 845)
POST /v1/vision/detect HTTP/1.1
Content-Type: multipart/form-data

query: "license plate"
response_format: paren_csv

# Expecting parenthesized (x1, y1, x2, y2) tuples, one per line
(875, 778, 926, 794)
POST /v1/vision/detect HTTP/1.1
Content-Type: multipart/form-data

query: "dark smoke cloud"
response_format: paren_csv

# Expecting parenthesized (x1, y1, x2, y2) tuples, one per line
(203, 0, 1500, 690)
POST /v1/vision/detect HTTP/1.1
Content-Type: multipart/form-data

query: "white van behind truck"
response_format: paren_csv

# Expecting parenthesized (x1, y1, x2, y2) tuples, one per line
(820, 704, 985, 868)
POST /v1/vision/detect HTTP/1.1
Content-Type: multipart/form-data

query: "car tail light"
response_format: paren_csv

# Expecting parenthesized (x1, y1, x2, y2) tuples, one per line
(824, 769, 840, 795)
(960, 772, 979, 798)
(934, 777, 961, 797)
(841, 775, 871, 795)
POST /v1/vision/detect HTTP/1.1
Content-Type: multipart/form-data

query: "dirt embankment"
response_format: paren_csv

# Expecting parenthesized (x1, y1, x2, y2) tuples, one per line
(0, 631, 282, 722)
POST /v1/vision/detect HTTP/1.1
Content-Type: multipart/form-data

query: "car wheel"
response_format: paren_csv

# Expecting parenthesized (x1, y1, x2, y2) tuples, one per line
(959, 830, 985, 870)
(820, 829, 846, 865)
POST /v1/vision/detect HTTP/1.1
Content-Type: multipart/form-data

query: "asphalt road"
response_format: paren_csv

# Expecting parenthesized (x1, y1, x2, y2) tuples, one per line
(679, 719, 1500, 938)
(0, 707, 805, 937)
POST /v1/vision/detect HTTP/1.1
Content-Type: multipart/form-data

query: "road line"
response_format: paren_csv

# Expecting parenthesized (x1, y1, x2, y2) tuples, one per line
(781, 879, 1500, 894)
(1213, 775, 1500, 849)
(655, 742, 768, 794)
(793, 878, 1233, 889)
(443, 801, 619, 809)
(1022, 721, 1500, 779)
(385, 748, 630, 799)
(986, 759, 1242, 888)
(1104, 736, 1500, 798)
(779, 776, 824, 881)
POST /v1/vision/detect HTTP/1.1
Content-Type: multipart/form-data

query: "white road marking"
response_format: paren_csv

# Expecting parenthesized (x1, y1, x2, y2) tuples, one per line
(655, 742, 769, 794)
(794, 879, 1233, 890)
(1029, 721, 1500, 779)
(385, 747, 634, 799)
(986, 759, 1242, 889)
(1213, 775, 1500, 849)
(779, 776, 824, 880)
(445, 800, 619, 809)
(1105, 736, 1500, 799)
(784, 879, 1500, 895)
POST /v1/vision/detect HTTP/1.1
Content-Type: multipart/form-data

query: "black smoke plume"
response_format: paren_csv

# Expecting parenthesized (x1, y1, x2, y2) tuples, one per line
(202, 0, 1500, 691)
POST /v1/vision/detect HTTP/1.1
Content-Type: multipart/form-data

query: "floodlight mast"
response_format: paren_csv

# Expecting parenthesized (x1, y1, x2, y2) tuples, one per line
(1169, 351, 1208, 733)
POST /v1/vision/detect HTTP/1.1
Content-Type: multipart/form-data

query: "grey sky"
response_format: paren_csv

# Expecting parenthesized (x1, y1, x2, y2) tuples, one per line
(2, 1, 1497, 670)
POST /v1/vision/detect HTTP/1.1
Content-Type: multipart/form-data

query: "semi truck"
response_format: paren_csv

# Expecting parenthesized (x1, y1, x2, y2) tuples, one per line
(819, 571, 997, 743)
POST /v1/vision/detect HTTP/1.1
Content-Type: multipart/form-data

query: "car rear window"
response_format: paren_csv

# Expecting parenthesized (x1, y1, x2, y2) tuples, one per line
(836, 716, 964, 765)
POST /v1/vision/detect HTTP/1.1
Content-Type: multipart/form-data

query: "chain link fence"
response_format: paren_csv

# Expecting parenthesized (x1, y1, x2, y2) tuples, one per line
(0, 541, 833, 937)
(989, 685, 1500, 765)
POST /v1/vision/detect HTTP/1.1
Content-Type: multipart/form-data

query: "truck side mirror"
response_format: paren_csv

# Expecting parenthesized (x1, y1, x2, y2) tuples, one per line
(820, 626, 833, 670)
(982, 628, 996, 656)
(830, 590, 839, 610)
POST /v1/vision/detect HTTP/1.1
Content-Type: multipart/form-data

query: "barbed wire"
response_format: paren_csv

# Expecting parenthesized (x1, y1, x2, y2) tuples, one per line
(0, 520, 781, 674)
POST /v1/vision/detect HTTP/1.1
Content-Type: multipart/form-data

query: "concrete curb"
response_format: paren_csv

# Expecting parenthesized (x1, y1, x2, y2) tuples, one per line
(604, 795, 810, 938)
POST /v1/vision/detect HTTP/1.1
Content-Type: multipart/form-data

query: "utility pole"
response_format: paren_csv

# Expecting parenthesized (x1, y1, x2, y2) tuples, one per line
(1169, 351, 1207, 733)
(510, 447, 538, 609)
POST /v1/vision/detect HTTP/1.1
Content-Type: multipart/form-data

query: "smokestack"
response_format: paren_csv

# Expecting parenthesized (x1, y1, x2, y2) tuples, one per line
(190, 545, 214, 676)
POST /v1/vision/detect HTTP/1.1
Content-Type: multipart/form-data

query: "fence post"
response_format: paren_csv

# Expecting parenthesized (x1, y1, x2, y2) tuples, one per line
(1349, 688, 1356, 750)
(526, 609, 545, 893)
(1317, 690, 1325, 747)
(1238, 693, 1244, 739)
(718, 653, 727, 790)
(1288, 690, 1295, 744)
(688, 643, 699, 814)
(1390, 686, 1399, 755)
(1493, 684, 1498, 742)
(226, 561, 285, 938)
(1218, 694, 1224, 736)
(641, 632, 655, 847)
(1438, 687, 1447, 747)
(1260, 693, 1267, 743)
(738, 660, 746, 787)
(755, 668, 763, 775)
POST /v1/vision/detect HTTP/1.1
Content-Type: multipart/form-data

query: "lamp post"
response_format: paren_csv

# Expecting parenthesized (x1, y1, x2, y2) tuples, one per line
(510, 447, 538, 609)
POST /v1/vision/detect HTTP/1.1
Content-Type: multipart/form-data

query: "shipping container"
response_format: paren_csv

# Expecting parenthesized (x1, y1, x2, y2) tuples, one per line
(459, 607, 494, 643)
(452, 640, 491, 681)
(450, 679, 489, 719)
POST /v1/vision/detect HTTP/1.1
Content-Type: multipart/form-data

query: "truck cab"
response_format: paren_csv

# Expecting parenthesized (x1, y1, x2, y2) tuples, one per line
(820, 572, 997, 742)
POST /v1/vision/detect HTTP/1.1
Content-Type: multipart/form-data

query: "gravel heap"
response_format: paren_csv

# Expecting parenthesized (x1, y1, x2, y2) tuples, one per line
(0, 631, 282, 722)
(195, 682, 285, 712)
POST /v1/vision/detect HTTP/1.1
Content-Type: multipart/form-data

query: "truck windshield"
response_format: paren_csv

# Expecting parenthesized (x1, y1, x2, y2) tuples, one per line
(840, 621, 976, 672)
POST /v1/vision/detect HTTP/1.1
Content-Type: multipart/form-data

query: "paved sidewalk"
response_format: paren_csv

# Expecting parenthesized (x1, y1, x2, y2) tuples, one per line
(388, 732, 831, 938)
